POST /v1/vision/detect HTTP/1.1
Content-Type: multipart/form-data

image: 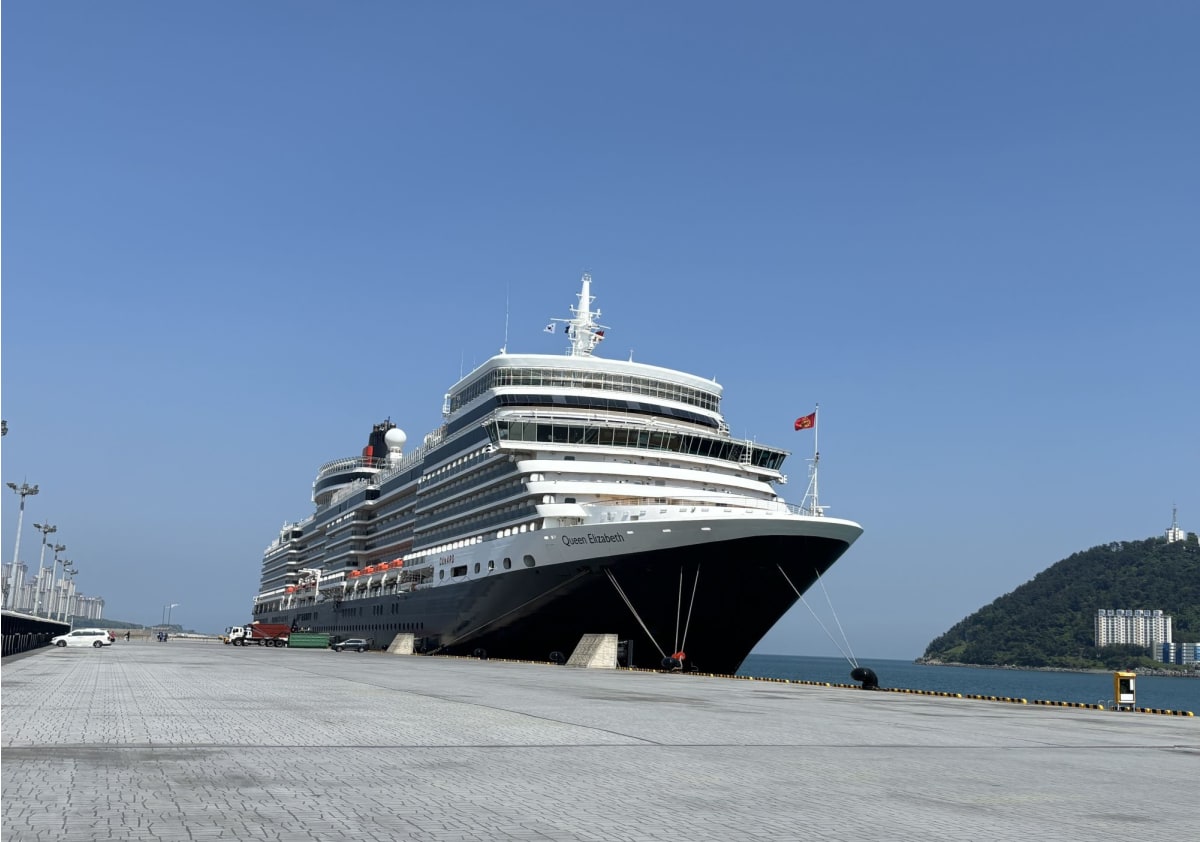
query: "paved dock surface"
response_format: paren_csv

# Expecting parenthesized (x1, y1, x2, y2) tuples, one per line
(2, 642, 1196, 841)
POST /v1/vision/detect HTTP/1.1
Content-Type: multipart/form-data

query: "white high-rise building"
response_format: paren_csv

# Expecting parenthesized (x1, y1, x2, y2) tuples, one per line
(1, 561, 105, 620)
(1095, 609, 1173, 647)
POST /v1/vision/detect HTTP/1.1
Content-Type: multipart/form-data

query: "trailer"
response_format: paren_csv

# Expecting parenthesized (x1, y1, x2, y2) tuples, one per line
(287, 632, 331, 649)
(224, 622, 290, 647)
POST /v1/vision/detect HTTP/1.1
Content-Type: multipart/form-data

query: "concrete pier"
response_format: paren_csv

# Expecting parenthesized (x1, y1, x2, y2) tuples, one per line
(2, 641, 1196, 841)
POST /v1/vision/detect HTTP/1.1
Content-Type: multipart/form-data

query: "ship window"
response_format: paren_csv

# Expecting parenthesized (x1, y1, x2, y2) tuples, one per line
(565, 497, 576, 504)
(503, 557, 512, 570)
(473, 562, 480, 574)
(523, 555, 536, 568)
(439, 570, 445, 580)
(451, 565, 467, 577)
(488, 559, 495, 571)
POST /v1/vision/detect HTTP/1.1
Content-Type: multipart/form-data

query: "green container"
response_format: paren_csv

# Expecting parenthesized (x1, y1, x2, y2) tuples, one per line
(287, 632, 331, 649)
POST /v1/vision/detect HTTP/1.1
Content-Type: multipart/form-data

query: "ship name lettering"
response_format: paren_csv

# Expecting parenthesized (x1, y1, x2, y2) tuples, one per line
(439, 554, 455, 565)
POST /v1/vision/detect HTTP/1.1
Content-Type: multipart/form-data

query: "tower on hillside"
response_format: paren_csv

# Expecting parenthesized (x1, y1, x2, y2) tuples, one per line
(1166, 505, 1184, 543)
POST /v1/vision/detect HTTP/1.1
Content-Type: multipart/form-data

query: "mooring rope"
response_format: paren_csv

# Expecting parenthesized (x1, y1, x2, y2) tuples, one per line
(777, 564, 858, 668)
(605, 568, 667, 660)
(675, 568, 683, 654)
(815, 567, 858, 667)
(679, 565, 701, 654)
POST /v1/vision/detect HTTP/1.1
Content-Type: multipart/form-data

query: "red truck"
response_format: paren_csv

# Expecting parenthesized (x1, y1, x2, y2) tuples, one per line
(223, 622, 290, 647)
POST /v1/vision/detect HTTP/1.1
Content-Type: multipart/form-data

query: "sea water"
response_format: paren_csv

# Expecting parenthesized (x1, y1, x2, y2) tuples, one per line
(739, 654, 1200, 713)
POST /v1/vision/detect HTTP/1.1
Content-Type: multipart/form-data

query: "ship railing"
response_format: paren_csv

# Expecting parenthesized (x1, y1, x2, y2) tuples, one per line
(578, 495, 792, 516)
(316, 455, 374, 476)
(315, 442, 428, 485)
(329, 478, 372, 506)
(339, 423, 481, 489)
(485, 407, 721, 436)
(783, 501, 824, 517)
(482, 408, 790, 471)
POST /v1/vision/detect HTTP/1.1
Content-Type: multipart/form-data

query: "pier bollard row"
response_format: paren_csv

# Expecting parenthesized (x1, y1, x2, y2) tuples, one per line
(412, 655, 1196, 715)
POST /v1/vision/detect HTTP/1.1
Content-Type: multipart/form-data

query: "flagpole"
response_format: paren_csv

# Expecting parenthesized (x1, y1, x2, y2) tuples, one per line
(814, 403, 819, 464)
(812, 403, 820, 516)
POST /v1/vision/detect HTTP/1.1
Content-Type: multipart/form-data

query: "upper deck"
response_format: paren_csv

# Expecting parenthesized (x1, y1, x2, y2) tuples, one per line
(445, 354, 723, 420)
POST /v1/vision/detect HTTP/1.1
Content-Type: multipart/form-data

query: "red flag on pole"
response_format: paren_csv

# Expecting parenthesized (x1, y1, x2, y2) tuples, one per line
(794, 412, 816, 431)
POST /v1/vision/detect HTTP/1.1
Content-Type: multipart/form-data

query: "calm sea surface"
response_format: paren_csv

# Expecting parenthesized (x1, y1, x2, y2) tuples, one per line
(739, 654, 1200, 713)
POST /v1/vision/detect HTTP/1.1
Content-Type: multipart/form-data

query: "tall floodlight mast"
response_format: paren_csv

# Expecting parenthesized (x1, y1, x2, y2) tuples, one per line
(4, 482, 39, 610)
(32, 522, 58, 616)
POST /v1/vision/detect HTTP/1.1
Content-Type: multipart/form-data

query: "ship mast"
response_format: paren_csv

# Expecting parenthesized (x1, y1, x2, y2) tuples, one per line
(549, 273, 609, 357)
(800, 404, 823, 516)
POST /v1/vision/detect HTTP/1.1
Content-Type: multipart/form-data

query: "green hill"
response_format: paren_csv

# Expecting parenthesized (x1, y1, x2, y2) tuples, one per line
(920, 535, 1200, 670)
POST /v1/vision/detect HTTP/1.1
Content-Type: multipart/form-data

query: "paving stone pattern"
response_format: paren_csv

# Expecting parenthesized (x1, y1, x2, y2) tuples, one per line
(2, 642, 1196, 841)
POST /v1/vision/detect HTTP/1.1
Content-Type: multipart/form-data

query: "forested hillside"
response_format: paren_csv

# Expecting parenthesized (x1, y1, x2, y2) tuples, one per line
(921, 535, 1200, 669)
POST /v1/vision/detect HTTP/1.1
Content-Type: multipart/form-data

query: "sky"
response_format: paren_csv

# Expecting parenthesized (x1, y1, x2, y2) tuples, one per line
(3, 2, 1197, 659)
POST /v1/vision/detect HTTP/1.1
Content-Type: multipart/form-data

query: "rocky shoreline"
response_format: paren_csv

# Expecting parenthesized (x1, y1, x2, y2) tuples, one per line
(915, 659, 1198, 678)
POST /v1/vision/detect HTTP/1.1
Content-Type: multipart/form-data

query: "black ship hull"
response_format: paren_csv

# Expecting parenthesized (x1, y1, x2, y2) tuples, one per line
(263, 533, 854, 674)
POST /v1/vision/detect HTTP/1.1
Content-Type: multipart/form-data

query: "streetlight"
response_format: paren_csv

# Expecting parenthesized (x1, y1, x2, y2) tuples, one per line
(162, 602, 179, 628)
(48, 544, 67, 620)
(5, 481, 39, 610)
(58, 563, 76, 622)
(32, 522, 57, 616)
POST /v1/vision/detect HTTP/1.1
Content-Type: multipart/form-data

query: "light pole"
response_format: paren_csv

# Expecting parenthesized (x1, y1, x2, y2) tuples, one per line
(58, 563, 76, 622)
(5, 481, 39, 610)
(48, 543, 67, 620)
(32, 522, 57, 616)
(166, 603, 179, 630)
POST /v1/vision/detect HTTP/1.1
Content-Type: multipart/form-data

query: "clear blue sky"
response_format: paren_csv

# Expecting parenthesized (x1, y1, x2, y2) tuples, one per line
(4, 2, 1197, 659)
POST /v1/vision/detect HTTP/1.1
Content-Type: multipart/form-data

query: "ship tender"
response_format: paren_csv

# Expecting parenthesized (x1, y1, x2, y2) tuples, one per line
(253, 274, 862, 673)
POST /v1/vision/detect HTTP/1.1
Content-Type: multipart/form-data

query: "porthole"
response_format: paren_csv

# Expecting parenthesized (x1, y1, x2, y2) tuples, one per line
(503, 558, 512, 570)
(523, 555, 536, 568)
(473, 562, 481, 574)
(488, 559, 495, 571)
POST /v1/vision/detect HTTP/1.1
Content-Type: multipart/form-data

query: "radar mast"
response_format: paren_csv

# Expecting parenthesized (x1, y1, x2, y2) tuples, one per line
(548, 273, 609, 357)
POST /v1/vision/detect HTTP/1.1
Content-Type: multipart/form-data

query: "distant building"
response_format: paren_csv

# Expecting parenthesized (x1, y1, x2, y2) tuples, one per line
(1, 560, 105, 620)
(74, 595, 106, 621)
(1095, 609, 1173, 647)
(1158, 642, 1199, 665)
(1165, 505, 1185, 543)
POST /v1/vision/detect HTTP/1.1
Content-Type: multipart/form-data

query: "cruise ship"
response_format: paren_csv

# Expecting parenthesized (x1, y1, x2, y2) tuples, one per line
(251, 274, 862, 673)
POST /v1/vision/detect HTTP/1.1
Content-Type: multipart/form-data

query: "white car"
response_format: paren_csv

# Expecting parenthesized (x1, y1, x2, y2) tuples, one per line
(51, 628, 113, 648)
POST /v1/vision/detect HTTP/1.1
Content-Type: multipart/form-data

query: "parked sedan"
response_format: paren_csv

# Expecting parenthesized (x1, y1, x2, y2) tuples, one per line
(51, 629, 113, 648)
(332, 638, 370, 652)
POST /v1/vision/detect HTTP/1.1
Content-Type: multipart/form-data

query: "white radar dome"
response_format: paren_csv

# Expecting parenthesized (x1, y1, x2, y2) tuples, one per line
(385, 428, 407, 450)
